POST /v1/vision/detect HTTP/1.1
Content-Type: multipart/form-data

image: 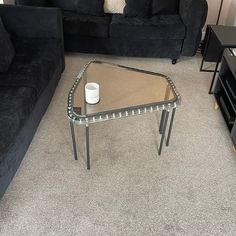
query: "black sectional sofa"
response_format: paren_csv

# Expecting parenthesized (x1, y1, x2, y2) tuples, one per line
(16, 0, 208, 62)
(0, 5, 65, 199)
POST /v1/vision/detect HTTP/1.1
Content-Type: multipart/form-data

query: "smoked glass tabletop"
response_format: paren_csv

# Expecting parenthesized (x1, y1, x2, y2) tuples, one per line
(68, 61, 180, 123)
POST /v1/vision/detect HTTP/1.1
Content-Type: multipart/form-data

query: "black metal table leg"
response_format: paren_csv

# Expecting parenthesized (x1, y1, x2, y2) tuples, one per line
(70, 121, 78, 160)
(158, 110, 169, 155)
(166, 108, 176, 147)
(159, 110, 166, 134)
(86, 124, 90, 170)
(200, 26, 212, 72)
(209, 53, 222, 94)
(200, 57, 205, 72)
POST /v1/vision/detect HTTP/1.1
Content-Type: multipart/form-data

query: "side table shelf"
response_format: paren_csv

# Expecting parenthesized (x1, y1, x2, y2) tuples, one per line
(214, 49, 236, 147)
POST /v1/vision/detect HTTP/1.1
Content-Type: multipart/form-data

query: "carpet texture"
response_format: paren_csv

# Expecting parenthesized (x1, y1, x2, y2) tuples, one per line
(0, 54, 236, 235)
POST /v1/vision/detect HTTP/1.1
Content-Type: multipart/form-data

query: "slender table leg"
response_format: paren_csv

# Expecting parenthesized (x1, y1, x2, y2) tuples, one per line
(158, 111, 169, 155)
(86, 124, 90, 170)
(70, 120, 78, 160)
(166, 108, 176, 147)
(200, 26, 211, 72)
(159, 110, 166, 134)
(200, 57, 205, 72)
(209, 52, 222, 94)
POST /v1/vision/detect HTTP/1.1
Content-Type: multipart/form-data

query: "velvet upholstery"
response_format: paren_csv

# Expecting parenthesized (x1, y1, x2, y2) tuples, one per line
(0, 18, 15, 72)
(0, 5, 64, 200)
(110, 14, 185, 39)
(15, 0, 47, 7)
(0, 39, 62, 97)
(0, 4, 65, 71)
(63, 11, 111, 37)
(51, 0, 78, 11)
(179, 0, 208, 56)
(64, 35, 183, 59)
(0, 87, 37, 156)
(15, 0, 208, 59)
(124, 0, 152, 18)
(77, 0, 105, 16)
(0, 63, 62, 200)
(152, 0, 179, 15)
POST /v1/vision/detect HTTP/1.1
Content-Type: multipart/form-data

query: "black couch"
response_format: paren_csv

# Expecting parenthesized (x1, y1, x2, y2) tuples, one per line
(0, 5, 65, 199)
(16, 0, 208, 62)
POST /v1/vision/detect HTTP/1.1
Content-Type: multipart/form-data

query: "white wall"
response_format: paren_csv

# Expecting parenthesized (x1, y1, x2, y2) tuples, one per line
(219, 0, 232, 24)
(206, 0, 236, 26)
(226, 0, 236, 26)
(206, 0, 221, 25)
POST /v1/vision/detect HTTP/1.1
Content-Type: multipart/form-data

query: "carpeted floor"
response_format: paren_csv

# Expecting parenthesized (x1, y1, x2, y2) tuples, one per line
(0, 53, 236, 236)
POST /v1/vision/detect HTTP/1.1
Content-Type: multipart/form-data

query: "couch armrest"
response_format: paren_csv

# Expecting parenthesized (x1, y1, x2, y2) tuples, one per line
(0, 5, 65, 71)
(179, 0, 208, 56)
(0, 5, 62, 39)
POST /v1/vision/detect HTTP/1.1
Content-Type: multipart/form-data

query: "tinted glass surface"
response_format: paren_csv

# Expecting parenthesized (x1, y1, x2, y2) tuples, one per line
(72, 62, 177, 117)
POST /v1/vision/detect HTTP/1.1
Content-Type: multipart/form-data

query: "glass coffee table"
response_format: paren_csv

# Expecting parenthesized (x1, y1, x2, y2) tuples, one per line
(67, 61, 181, 169)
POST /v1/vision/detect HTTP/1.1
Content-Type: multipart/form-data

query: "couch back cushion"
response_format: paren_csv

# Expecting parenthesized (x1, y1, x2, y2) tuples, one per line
(51, 0, 78, 11)
(152, 0, 179, 15)
(77, 0, 105, 16)
(15, 0, 47, 6)
(104, 0, 126, 14)
(124, 0, 152, 18)
(0, 17, 15, 72)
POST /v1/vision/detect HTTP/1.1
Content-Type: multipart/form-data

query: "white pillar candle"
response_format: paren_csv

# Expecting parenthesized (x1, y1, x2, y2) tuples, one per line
(85, 83, 100, 104)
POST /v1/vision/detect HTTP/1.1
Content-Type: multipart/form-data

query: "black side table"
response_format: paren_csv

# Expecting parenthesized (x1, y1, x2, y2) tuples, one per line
(200, 25, 236, 94)
(213, 49, 236, 149)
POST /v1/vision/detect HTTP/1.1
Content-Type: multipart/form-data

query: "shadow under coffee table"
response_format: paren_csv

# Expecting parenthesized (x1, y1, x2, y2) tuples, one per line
(67, 61, 181, 169)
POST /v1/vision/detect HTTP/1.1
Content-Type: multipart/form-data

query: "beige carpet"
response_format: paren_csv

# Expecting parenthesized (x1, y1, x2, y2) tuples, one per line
(0, 53, 236, 236)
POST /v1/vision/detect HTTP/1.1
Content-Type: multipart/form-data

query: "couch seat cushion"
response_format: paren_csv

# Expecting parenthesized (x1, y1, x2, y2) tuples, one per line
(0, 39, 62, 97)
(110, 14, 185, 40)
(62, 11, 111, 37)
(0, 86, 37, 157)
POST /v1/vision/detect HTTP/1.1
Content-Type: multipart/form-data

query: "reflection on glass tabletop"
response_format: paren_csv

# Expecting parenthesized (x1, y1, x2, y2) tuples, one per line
(68, 61, 180, 120)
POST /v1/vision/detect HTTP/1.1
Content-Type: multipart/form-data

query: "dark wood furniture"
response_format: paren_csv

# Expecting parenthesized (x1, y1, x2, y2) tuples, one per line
(200, 25, 236, 94)
(213, 49, 236, 148)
